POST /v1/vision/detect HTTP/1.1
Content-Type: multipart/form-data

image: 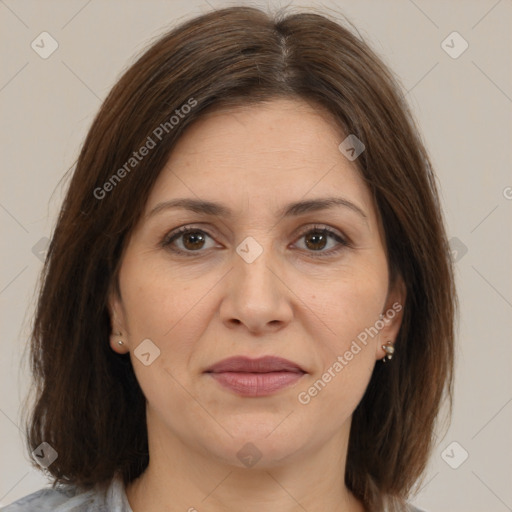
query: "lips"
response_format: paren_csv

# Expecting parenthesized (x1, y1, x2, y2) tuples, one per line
(204, 356, 306, 397)
(205, 356, 305, 374)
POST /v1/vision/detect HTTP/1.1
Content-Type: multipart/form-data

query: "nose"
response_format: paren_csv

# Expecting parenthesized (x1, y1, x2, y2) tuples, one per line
(219, 239, 294, 334)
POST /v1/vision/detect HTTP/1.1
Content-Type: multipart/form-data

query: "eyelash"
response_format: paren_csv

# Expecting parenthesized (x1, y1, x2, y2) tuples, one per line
(161, 224, 350, 258)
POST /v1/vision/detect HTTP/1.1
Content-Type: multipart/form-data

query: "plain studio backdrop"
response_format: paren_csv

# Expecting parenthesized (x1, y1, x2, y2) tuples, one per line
(0, 1, 511, 511)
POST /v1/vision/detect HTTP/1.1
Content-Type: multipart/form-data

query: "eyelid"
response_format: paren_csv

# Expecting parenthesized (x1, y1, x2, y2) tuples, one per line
(161, 223, 351, 257)
(161, 224, 221, 254)
(291, 224, 351, 258)
(294, 223, 349, 244)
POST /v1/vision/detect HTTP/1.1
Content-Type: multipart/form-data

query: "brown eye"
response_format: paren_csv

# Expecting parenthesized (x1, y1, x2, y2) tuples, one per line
(294, 226, 349, 257)
(162, 227, 216, 254)
(304, 231, 329, 251)
(181, 231, 206, 250)
(162, 224, 349, 258)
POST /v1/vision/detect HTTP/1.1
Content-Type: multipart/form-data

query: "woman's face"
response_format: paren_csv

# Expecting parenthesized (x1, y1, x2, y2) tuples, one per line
(109, 98, 404, 469)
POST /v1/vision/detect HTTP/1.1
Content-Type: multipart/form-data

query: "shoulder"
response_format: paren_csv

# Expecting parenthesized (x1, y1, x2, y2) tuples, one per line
(0, 485, 86, 511)
(407, 504, 428, 512)
(0, 474, 131, 512)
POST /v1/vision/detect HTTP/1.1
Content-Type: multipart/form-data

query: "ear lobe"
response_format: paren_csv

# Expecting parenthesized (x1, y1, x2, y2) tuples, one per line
(376, 277, 406, 360)
(107, 288, 128, 353)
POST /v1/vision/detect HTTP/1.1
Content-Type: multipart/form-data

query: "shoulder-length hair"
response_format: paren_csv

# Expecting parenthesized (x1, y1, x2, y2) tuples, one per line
(22, 6, 456, 511)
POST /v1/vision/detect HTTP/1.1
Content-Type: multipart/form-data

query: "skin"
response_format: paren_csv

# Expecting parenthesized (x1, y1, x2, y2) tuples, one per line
(109, 98, 405, 512)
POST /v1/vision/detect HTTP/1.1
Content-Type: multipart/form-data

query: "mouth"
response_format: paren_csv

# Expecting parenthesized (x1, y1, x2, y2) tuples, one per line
(204, 356, 306, 397)
(205, 355, 305, 374)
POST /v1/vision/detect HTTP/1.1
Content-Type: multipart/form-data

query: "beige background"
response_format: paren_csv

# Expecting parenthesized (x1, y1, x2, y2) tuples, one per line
(1, 1, 511, 511)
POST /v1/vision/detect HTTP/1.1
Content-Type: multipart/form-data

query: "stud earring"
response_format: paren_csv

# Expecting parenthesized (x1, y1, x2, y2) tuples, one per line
(381, 341, 395, 362)
(113, 331, 124, 346)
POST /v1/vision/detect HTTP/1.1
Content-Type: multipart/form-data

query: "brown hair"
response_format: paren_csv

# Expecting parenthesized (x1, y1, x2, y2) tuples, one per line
(22, 6, 456, 511)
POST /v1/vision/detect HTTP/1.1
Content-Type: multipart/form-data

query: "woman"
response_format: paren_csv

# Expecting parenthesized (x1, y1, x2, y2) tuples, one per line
(2, 5, 455, 512)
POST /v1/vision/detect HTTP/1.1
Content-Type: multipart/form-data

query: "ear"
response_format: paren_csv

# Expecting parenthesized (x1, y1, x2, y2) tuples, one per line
(107, 284, 129, 354)
(375, 275, 406, 361)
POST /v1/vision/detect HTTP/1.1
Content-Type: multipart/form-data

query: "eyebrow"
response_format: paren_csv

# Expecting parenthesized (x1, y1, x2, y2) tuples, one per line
(147, 196, 368, 221)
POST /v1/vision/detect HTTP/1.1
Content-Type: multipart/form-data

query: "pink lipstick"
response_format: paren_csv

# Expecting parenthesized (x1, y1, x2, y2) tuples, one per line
(205, 356, 306, 397)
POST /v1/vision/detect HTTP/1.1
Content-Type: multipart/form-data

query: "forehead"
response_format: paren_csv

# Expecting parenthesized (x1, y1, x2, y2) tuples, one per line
(144, 98, 378, 228)
(169, 97, 346, 164)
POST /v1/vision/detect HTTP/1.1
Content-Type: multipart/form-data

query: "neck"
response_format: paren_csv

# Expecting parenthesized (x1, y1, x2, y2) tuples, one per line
(125, 409, 365, 512)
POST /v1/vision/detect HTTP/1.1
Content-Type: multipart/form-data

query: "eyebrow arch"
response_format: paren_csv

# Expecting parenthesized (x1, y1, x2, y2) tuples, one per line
(147, 196, 368, 221)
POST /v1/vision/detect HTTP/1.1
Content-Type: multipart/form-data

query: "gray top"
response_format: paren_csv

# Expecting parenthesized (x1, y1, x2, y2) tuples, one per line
(1, 473, 427, 511)
(0, 473, 132, 512)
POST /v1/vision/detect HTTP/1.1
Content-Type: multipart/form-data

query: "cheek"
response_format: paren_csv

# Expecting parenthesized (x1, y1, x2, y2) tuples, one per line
(120, 264, 199, 406)
(119, 251, 195, 335)
(119, 254, 217, 373)
(318, 263, 388, 345)
(298, 276, 384, 421)
(299, 260, 387, 407)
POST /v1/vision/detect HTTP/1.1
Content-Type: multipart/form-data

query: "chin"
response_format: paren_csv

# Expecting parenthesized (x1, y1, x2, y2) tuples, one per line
(204, 425, 310, 469)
